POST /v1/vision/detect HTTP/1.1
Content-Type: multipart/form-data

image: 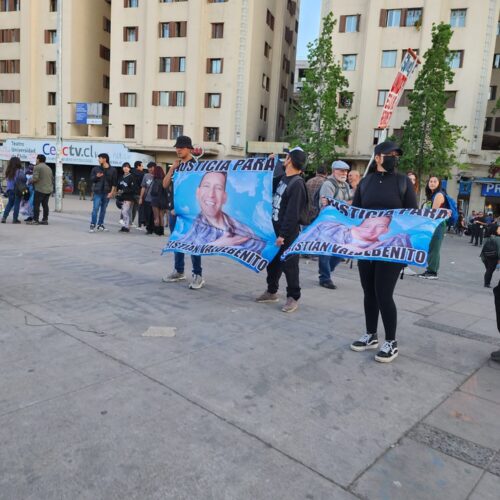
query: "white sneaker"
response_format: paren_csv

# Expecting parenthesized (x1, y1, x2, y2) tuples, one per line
(119, 219, 124, 226)
(189, 274, 205, 290)
(130, 223, 137, 228)
(162, 271, 186, 282)
(403, 267, 417, 276)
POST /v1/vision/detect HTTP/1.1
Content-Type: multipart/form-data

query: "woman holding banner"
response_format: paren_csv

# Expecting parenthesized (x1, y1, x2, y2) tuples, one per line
(350, 141, 417, 363)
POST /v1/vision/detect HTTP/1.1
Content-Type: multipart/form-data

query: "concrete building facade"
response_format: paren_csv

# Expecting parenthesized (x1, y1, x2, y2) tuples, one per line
(322, 0, 500, 213)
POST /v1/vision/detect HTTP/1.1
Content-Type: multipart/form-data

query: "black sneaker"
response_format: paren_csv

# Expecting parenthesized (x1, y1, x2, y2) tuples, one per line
(119, 227, 130, 232)
(97, 224, 108, 232)
(12, 220, 21, 224)
(491, 350, 500, 363)
(350, 333, 379, 352)
(89, 224, 96, 233)
(375, 340, 399, 363)
(320, 280, 337, 290)
(1, 219, 5, 223)
(419, 271, 438, 280)
(39, 221, 48, 225)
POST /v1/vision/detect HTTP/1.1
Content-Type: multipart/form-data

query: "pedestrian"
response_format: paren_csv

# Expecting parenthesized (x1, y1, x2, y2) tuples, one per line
(78, 177, 87, 200)
(162, 135, 205, 289)
(407, 171, 419, 193)
(317, 160, 353, 289)
(480, 224, 500, 288)
(255, 147, 308, 313)
(350, 141, 417, 363)
(492, 281, 500, 363)
(139, 162, 155, 234)
(1, 156, 26, 224)
(150, 165, 169, 236)
(348, 169, 361, 193)
(305, 164, 327, 223)
(27, 154, 54, 226)
(89, 153, 117, 232)
(21, 165, 35, 222)
(471, 211, 487, 246)
(419, 176, 447, 280)
(116, 162, 136, 233)
(131, 160, 144, 229)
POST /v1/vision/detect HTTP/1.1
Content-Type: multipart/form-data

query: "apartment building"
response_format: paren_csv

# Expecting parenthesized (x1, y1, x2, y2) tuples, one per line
(322, 0, 500, 212)
(108, 0, 299, 164)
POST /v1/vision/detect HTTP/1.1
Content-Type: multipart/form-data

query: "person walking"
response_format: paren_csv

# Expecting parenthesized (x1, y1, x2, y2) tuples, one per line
(150, 165, 169, 236)
(78, 177, 87, 200)
(419, 177, 448, 280)
(317, 160, 353, 289)
(471, 211, 487, 246)
(480, 224, 500, 288)
(27, 154, 53, 225)
(116, 162, 136, 233)
(139, 162, 155, 234)
(131, 160, 144, 228)
(162, 135, 205, 289)
(305, 165, 327, 223)
(89, 153, 117, 232)
(350, 141, 417, 363)
(255, 147, 308, 313)
(1, 156, 26, 224)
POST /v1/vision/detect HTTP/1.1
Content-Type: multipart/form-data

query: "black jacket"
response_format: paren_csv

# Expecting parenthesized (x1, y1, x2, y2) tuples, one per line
(90, 165, 118, 194)
(117, 173, 136, 201)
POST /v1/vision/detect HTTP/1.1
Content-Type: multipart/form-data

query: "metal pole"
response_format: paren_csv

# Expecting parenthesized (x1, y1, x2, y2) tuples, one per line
(55, 0, 63, 211)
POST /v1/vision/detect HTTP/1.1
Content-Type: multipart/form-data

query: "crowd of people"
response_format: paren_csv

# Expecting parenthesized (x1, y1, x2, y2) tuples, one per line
(2, 136, 500, 364)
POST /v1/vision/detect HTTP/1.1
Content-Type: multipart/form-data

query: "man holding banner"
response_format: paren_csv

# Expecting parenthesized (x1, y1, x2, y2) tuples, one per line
(256, 147, 307, 313)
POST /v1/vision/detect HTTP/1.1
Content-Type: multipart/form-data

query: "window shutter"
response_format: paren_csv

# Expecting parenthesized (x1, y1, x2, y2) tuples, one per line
(120, 93, 125, 106)
(123, 27, 127, 41)
(122, 60, 126, 74)
(356, 14, 361, 32)
(170, 22, 175, 37)
(339, 16, 346, 33)
(460, 50, 464, 68)
(400, 9, 407, 27)
(123, 0, 127, 6)
(44, 30, 49, 43)
(379, 9, 387, 27)
(46, 61, 50, 74)
(152, 91, 159, 106)
(180, 21, 187, 37)
(136, 27, 139, 41)
(15, 90, 19, 103)
(173, 57, 179, 72)
(170, 91, 176, 106)
(206, 58, 211, 73)
(9, 0, 15, 12)
(220, 59, 224, 73)
(205, 93, 209, 108)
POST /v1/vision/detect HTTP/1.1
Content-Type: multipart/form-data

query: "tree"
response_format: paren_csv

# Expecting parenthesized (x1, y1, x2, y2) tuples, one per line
(286, 13, 352, 172)
(399, 23, 463, 183)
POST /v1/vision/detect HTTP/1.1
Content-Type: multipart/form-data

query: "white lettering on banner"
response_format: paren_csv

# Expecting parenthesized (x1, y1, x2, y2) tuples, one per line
(0, 139, 153, 167)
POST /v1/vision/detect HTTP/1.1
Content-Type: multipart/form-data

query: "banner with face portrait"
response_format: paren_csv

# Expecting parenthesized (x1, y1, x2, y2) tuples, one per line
(282, 199, 451, 267)
(162, 158, 280, 272)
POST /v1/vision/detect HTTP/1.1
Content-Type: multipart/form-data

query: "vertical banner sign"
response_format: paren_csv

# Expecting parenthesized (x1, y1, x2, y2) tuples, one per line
(162, 158, 280, 272)
(75, 103, 88, 125)
(378, 48, 420, 129)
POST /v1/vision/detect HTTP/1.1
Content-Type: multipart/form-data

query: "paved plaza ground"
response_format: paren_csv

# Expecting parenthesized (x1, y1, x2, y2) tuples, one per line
(1, 196, 500, 500)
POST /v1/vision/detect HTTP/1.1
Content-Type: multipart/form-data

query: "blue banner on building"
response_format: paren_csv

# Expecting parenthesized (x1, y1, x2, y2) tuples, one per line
(481, 182, 500, 197)
(75, 103, 88, 125)
(282, 200, 450, 267)
(162, 158, 280, 272)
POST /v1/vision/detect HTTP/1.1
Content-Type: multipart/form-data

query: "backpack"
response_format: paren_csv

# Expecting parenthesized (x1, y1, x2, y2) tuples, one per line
(311, 178, 340, 221)
(287, 175, 310, 226)
(441, 192, 459, 225)
(150, 179, 162, 198)
(482, 237, 498, 258)
(14, 175, 29, 201)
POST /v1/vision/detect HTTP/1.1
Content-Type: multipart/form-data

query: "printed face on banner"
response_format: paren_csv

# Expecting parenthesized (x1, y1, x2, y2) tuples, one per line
(283, 200, 450, 267)
(162, 158, 279, 272)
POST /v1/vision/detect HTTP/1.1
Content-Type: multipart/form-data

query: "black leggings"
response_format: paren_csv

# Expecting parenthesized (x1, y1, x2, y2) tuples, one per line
(358, 260, 403, 341)
(484, 257, 497, 286)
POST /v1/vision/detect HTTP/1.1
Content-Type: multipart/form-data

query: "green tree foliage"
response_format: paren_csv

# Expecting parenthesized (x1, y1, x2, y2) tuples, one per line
(399, 23, 463, 183)
(286, 13, 352, 171)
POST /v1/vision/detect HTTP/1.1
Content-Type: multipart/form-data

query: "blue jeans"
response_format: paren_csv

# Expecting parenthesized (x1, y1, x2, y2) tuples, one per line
(91, 193, 110, 226)
(318, 255, 342, 284)
(169, 212, 202, 275)
(2, 190, 21, 221)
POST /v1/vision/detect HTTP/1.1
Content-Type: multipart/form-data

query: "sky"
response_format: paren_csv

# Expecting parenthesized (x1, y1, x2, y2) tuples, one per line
(296, 0, 323, 60)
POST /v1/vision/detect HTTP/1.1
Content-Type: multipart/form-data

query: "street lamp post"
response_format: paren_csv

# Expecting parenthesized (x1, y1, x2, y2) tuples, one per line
(55, 0, 63, 212)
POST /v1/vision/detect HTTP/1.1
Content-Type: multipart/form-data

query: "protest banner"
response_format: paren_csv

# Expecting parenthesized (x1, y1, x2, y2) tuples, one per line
(162, 157, 280, 272)
(283, 199, 450, 267)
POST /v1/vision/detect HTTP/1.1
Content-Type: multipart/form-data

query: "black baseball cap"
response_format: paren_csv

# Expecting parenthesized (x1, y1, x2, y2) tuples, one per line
(173, 135, 193, 149)
(288, 147, 307, 170)
(374, 141, 403, 156)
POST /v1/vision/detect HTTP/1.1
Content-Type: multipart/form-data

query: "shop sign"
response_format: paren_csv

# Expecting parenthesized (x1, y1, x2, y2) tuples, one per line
(481, 182, 500, 197)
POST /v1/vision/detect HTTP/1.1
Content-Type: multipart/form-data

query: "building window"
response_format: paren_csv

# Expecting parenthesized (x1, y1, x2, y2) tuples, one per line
(124, 124, 135, 139)
(176, 91, 185, 106)
(45, 30, 57, 43)
(159, 56, 185, 72)
(405, 9, 422, 27)
(490, 86, 498, 101)
(339, 92, 353, 109)
(0, 59, 20, 73)
(152, 91, 185, 107)
(170, 125, 183, 139)
(495, 118, 500, 133)
(47, 122, 56, 136)
(381, 50, 397, 68)
(122, 60, 136, 75)
(46, 61, 56, 75)
(498, 22, 500, 36)
(261, 73, 270, 91)
(103, 75, 110, 89)
(0, 90, 20, 103)
(157, 124, 169, 139)
(207, 0, 227, 3)
(494, 54, 500, 69)
(282, 55, 290, 73)
(124, 0, 138, 6)
(99, 45, 110, 61)
(278, 114, 285, 130)
(47, 92, 56, 105)
(373, 129, 384, 145)
(103, 17, 111, 33)
(124, 27, 138, 42)
(280, 85, 288, 102)
(339, 14, 360, 33)
(485, 117, 493, 131)
(287, 0, 296, 16)
(205, 93, 221, 108)
(207, 58, 223, 74)
(285, 27, 293, 45)
(342, 54, 356, 71)
(377, 90, 388, 107)
(0, 0, 20, 12)
(0, 29, 20, 43)
(49, 0, 57, 11)
(386, 9, 401, 27)
(264, 42, 271, 58)
(449, 50, 464, 69)
(445, 91, 457, 108)
(211, 23, 224, 38)
(450, 9, 466, 28)
(160, 0, 188, 2)
(266, 9, 275, 30)
(204, 127, 219, 142)
(398, 89, 412, 107)
(120, 93, 137, 107)
(159, 21, 187, 38)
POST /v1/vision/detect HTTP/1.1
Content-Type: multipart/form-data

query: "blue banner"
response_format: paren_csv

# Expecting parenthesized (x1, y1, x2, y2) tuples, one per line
(162, 158, 280, 272)
(75, 103, 87, 125)
(481, 182, 500, 197)
(283, 200, 450, 267)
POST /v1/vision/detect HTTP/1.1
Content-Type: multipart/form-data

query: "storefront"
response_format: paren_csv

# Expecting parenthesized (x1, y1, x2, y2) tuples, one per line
(479, 180, 500, 215)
